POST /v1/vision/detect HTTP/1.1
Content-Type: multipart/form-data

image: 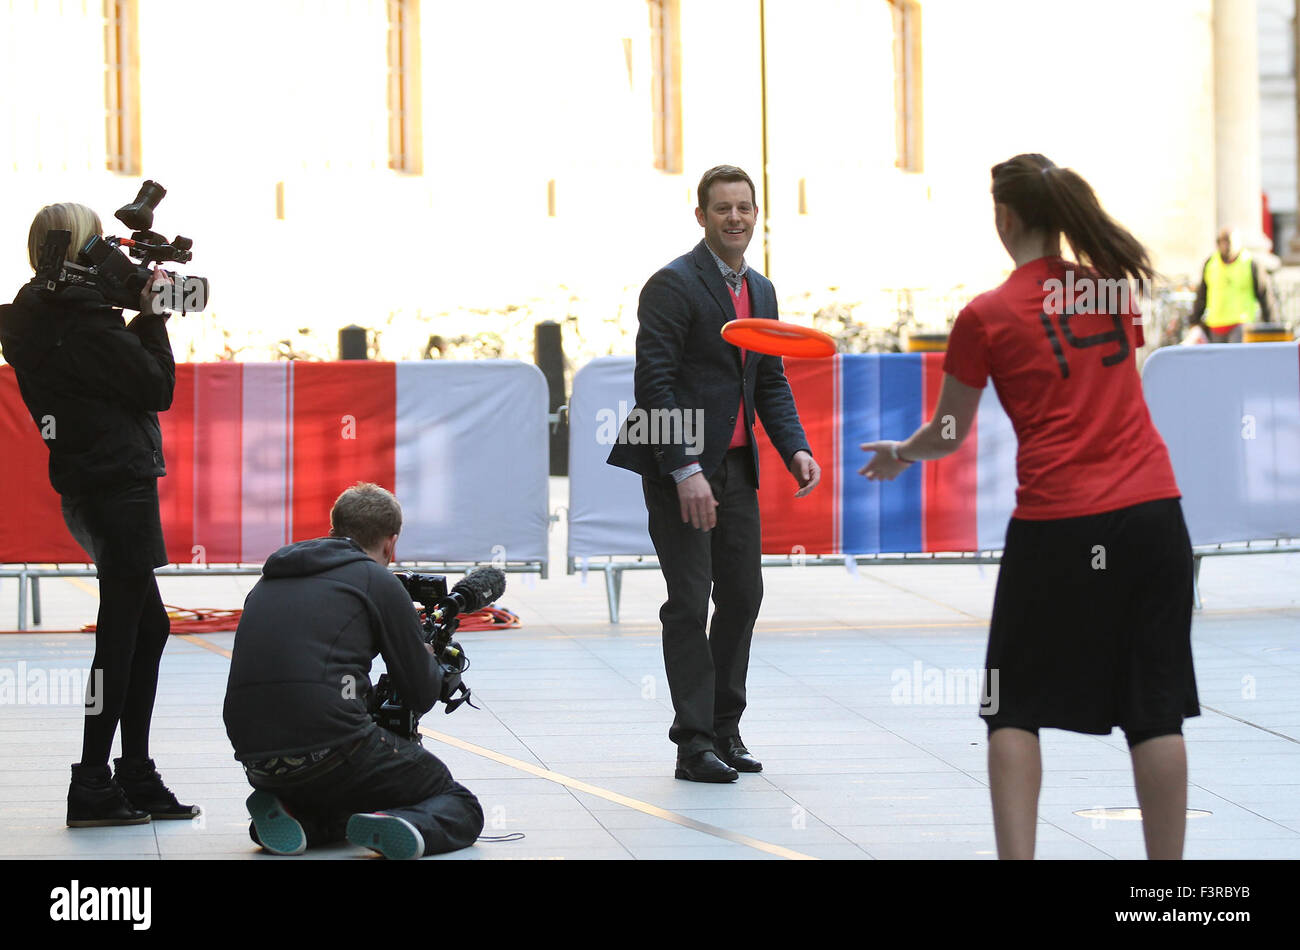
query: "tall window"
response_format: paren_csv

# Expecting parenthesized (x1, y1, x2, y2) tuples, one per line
(104, 0, 140, 174)
(387, 0, 422, 173)
(890, 0, 922, 173)
(648, 0, 682, 174)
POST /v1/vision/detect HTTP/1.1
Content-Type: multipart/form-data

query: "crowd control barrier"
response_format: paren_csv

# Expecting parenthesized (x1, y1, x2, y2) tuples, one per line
(1142, 342, 1300, 605)
(570, 344, 1300, 621)
(1, 361, 551, 629)
(567, 354, 1020, 621)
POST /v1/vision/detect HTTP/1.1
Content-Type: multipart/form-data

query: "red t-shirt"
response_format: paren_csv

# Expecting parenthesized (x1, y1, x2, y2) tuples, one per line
(943, 256, 1180, 520)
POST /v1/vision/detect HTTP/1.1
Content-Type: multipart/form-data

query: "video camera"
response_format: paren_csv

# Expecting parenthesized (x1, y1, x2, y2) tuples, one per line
(35, 181, 209, 314)
(369, 566, 506, 742)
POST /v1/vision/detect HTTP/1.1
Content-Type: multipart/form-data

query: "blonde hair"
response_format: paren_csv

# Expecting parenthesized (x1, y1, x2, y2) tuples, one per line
(27, 202, 103, 271)
(329, 482, 402, 550)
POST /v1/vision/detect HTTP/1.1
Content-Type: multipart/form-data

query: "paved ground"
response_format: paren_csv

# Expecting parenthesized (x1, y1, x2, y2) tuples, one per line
(2, 482, 1298, 862)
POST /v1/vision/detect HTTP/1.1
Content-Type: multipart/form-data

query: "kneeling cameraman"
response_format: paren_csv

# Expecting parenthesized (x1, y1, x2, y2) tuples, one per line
(223, 482, 483, 858)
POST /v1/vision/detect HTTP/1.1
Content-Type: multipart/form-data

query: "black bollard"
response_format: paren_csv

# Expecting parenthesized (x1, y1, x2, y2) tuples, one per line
(339, 325, 369, 360)
(535, 321, 568, 476)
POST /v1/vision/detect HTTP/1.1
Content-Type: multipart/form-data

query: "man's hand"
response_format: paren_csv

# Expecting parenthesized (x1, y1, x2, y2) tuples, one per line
(789, 450, 820, 497)
(677, 472, 718, 531)
(858, 441, 911, 482)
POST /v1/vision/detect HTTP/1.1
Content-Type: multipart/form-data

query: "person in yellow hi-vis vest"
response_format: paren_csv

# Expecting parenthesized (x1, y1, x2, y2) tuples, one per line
(1190, 228, 1278, 343)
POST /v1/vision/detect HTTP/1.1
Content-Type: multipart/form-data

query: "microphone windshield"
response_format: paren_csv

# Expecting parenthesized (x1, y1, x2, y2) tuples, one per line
(450, 567, 506, 614)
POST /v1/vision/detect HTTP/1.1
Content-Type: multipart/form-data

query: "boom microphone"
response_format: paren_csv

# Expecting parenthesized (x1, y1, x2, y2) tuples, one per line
(439, 567, 506, 618)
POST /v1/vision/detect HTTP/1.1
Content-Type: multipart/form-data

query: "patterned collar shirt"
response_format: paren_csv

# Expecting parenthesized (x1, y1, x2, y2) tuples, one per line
(667, 244, 751, 484)
(705, 242, 749, 297)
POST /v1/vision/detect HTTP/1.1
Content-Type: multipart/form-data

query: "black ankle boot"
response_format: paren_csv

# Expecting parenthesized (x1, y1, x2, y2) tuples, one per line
(68, 764, 151, 827)
(113, 757, 201, 820)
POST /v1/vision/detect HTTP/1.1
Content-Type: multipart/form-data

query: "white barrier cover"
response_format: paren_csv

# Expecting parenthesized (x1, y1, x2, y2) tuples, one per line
(396, 360, 550, 563)
(567, 356, 653, 560)
(1143, 343, 1300, 546)
(241, 364, 291, 563)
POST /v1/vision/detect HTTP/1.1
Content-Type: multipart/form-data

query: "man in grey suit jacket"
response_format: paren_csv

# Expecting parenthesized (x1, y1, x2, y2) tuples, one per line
(607, 165, 820, 782)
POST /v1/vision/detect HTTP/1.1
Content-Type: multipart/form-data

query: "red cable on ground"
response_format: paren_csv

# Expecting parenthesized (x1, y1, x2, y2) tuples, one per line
(451, 606, 521, 630)
(82, 605, 244, 634)
(79, 604, 523, 634)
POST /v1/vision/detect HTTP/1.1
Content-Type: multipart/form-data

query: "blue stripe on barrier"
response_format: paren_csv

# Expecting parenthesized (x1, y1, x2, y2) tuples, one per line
(878, 354, 923, 553)
(841, 355, 881, 554)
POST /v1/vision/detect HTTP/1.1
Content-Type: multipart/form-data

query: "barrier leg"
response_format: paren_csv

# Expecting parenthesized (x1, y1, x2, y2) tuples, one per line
(17, 571, 28, 632)
(31, 576, 41, 626)
(1192, 554, 1202, 611)
(605, 564, 624, 625)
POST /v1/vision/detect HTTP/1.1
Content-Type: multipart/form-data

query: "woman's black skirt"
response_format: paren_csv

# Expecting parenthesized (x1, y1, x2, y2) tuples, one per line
(61, 478, 169, 578)
(981, 497, 1200, 736)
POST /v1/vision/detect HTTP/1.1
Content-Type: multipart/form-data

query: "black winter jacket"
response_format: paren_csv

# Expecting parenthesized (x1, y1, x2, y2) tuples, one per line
(0, 281, 174, 496)
(223, 537, 444, 761)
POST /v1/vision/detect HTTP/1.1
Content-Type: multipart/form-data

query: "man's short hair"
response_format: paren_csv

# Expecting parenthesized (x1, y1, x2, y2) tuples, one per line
(329, 482, 402, 550)
(697, 165, 756, 212)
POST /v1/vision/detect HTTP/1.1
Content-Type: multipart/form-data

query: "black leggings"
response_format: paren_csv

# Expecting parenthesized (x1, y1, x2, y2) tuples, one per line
(81, 574, 171, 767)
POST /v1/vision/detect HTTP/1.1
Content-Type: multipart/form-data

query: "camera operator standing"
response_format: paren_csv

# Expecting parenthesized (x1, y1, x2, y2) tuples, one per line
(0, 202, 197, 826)
(223, 483, 484, 859)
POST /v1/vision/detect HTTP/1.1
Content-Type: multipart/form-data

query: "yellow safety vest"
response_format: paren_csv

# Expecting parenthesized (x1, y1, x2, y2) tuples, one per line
(1204, 250, 1258, 330)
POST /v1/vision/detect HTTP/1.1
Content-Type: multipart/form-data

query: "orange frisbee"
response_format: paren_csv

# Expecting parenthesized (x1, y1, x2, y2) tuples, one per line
(721, 318, 836, 358)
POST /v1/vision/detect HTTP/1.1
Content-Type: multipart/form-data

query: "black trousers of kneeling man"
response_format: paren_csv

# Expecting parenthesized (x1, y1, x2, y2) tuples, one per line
(247, 726, 483, 855)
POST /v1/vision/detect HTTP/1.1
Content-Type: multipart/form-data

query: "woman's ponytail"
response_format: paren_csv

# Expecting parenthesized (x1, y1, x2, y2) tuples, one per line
(992, 154, 1154, 284)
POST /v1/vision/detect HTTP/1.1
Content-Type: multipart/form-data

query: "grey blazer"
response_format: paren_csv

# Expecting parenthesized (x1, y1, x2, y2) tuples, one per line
(606, 240, 810, 487)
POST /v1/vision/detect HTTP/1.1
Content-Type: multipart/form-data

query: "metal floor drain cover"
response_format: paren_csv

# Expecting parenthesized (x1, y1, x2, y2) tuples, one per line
(1073, 807, 1212, 821)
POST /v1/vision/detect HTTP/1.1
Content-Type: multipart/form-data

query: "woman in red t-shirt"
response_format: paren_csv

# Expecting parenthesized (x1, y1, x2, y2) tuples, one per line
(861, 153, 1199, 860)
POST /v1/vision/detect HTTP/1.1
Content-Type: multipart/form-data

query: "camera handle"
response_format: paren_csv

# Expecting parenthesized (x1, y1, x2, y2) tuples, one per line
(442, 680, 476, 714)
(114, 234, 193, 265)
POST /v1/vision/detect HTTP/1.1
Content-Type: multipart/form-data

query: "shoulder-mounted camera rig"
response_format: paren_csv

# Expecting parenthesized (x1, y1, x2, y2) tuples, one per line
(35, 181, 209, 314)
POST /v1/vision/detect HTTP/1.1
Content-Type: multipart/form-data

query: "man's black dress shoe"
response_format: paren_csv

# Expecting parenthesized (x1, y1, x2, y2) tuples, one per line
(675, 749, 738, 783)
(714, 737, 762, 773)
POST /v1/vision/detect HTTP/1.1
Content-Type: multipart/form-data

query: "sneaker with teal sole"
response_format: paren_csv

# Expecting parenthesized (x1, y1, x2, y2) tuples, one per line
(245, 790, 307, 855)
(346, 812, 425, 860)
